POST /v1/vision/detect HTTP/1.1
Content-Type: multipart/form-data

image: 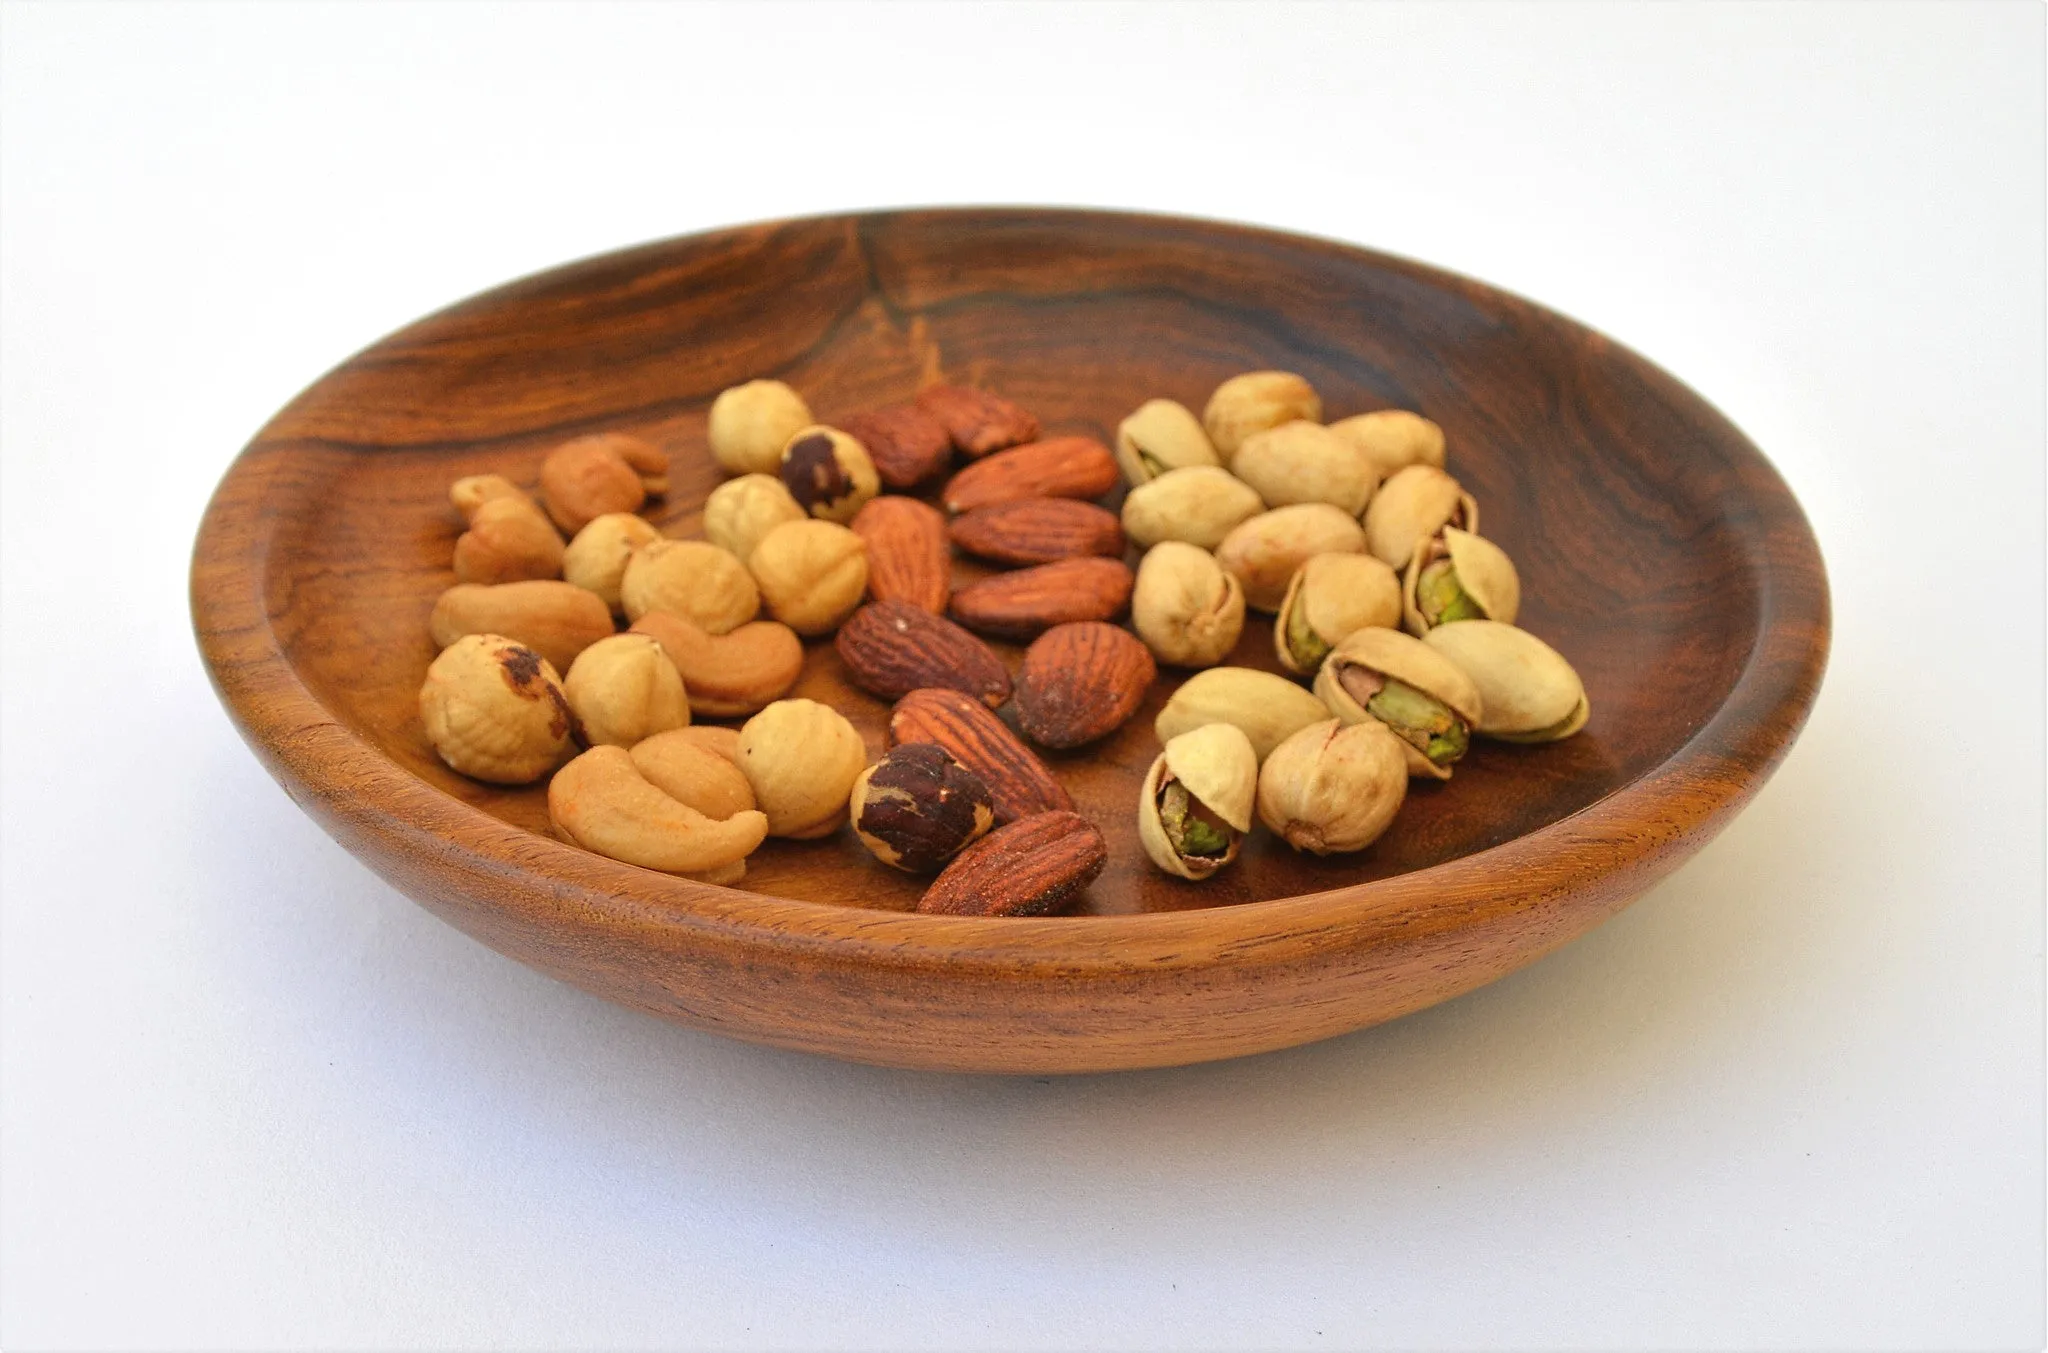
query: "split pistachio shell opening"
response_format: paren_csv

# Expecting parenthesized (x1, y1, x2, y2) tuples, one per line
(1313, 627, 1483, 781)
(1274, 553, 1403, 674)
(1362, 465, 1478, 571)
(1137, 723, 1258, 880)
(1326, 410, 1446, 479)
(1401, 527, 1521, 636)
(1230, 420, 1379, 516)
(1121, 466, 1266, 550)
(1255, 718, 1409, 855)
(1154, 666, 1333, 764)
(1115, 399, 1220, 486)
(1421, 620, 1589, 742)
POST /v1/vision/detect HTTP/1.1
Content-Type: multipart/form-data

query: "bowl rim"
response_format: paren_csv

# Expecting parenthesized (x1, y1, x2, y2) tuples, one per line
(191, 204, 1831, 978)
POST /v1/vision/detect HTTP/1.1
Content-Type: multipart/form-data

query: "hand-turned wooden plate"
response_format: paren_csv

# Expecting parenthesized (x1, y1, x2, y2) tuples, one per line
(191, 207, 1828, 1073)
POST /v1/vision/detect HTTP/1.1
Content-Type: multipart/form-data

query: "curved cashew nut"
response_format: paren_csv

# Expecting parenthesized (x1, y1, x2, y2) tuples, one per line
(629, 612, 803, 717)
(548, 745, 768, 875)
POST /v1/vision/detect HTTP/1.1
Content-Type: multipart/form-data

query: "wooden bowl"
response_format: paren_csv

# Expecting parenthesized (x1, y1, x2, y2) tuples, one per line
(191, 208, 1829, 1073)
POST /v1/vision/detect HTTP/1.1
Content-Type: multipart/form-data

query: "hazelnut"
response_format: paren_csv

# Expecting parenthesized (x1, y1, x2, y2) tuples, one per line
(562, 512, 661, 613)
(779, 425, 880, 524)
(709, 379, 814, 476)
(737, 698, 869, 839)
(418, 633, 576, 785)
(562, 633, 691, 748)
(619, 539, 760, 635)
(747, 519, 869, 636)
(703, 473, 805, 561)
(849, 744, 995, 873)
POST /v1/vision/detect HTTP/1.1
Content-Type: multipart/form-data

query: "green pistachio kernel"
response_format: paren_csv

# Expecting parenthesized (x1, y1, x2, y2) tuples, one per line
(1160, 779, 1232, 857)
(1417, 558, 1485, 625)
(1366, 678, 1468, 766)
(1283, 594, 1332, 670)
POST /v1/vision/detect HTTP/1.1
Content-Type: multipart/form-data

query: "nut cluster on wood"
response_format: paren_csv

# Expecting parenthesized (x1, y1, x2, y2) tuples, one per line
(413, 367, 1586, 909)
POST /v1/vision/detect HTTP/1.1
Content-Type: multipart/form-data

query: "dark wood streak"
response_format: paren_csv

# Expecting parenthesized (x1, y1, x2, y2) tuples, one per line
(191, 207, 1829, 1073)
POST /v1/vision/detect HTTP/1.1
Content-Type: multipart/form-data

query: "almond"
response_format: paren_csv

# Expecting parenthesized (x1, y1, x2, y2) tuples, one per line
(849, 495, 951, 614)
(836, 600, 1012, 708)
(916, 811, 1108, 916)
(948, 498, 1127, 566)
(941, 436, 1121, 514)
(947, 557, 1134, 642)
(839, 404, 954, 489)
(1012, 622, 1156, 748)
(914, 384, 1040, 457)
(888, 687, 1073, 824)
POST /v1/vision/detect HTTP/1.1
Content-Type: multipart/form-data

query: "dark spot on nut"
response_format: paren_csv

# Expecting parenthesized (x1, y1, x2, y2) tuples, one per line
(781, 433, 851, 514)
(497, 643, 547, 693)
(853, 743, 995, 873)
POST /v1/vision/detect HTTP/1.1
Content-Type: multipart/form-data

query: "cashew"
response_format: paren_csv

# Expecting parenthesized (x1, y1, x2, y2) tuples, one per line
(430, 580, 617, 673)
(629, 728, 757, 820)
(449, 474, 534, 518)
(548, 745, 768, 874)
(453, 494, 566, 584)
(661, 724, 743, 767)
(539, 433, 669, 534)
(628, 611, 803, 716)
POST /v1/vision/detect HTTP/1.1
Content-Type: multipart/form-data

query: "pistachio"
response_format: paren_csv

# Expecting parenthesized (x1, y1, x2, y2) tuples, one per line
(548, 745, 768, 875)
(1230, 421, 1379, 516)
(1131, 542, 1245, 669)
(780, 425, 880, 524)
(747, 519, 869, 636)
(1154, 666, 1332, 764)
(1421, 620, 1589, 742)
(1402, 527, 1520, 635)
(1114, 398, 1220, 486)
(1326, 410, 1447, 479)
(702, 473, 806, 563)
(709, 379, 813, 476)
(628, 728, 757, 820)
(562, 512, 661, 613)
(1137, 723, 1257, 880)
(418, 634, 576, 785)
(1255, 718, 1409, 854)
(1215, 503, 1368, 612)
(1313, 627, 1483, 780)
(619, 539, 760, 634)
(562, 633, 690, 748)
(736, 698, 869, 839)
(1362, 464, 1478, 571)
(1274, 553, 1403, 674)
(1202, 371, 1322, 464)
(1121, 466, 1266, 551)
(849, 743, 995, 873)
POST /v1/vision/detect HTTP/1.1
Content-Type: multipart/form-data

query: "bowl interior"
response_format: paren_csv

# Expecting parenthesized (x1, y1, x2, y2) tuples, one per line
(254, 211, 1763, 916)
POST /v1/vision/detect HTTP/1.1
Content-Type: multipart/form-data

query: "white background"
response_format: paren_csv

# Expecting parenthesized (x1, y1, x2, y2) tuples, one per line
(2, 3, 2041, 1348)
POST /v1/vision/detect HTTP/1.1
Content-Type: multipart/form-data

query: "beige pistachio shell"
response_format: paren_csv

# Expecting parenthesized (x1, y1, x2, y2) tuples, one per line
(1154, 666, 1332, 764)
(1313, 626, 1483, 780)
(1401, 527, 1522, 635)
(1230, 420, 1379, 516)
(1215, 503, 1368, 612)
(1421, 620, 1589, 742)
(1131, 542, 1246, 668)
(1362, 465, 1478, 571)
(1326, 410, 1446, 479)
(1121, 466, 1265, 550)
(1203, 371, 1322, 464)
(1274, 553, 1402, 674)
(1137, 723, 1258, 880)
(1255, 718, 1409, 855)
(1115, 399, 1219, 486)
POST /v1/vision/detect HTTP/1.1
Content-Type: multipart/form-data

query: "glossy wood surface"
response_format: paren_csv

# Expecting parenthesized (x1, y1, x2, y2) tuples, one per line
(191, 208, 1829, 1072)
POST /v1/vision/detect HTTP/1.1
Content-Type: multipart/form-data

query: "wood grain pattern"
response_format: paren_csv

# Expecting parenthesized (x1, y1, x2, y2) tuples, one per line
(190, 208, 1829, 1073)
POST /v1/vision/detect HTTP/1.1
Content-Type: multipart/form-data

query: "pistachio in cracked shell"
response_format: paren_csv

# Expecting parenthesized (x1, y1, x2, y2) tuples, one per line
(1422, 620, 1589, 743)
(1154, 666, 1332, 764)
(1215, 503, 1367, 612)
(737, 698, 870, 839)
(779, 425, 880, 524)
(1256, 718, 1409, 855)
(709, 379, 813, 476)
(1138, 723, 1257, 880)
(1131, 541, 1245, 669)
(1362, 464, 1478, 572)
(1326, 410, 1447, 480)
(850, 743, 995, 873)
(1230, 420, 1379, 516)
(703, 473, 805, 563)
(1313, 626, 1483, 781)
(1121, 466, 1265, 551)
(1403, 526, 1520, 636)
(418, 633, 577, 785)
(1201, 371, 1322, 464)
(1274, 552, 1403, 675)
(1114, 398, 1219, 486)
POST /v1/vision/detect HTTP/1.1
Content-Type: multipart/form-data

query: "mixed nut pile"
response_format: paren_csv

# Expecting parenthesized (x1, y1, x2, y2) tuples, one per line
(416, 370, 1588, 915)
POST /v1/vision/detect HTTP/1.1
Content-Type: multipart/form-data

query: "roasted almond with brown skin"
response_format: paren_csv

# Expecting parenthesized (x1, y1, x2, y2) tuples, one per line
(914, 384, 1040, 457)
(948, 498, 1127, 566)
(836, 600, 1011, 708)
(849, 495, 951, 614)
(916, 811, 1108, 917)
(941, 436, 1121, 514)
(889, 687, 1072, 824)
(1012, 622, 1157, 749)
(948, 557, 1135, 642)
(838, 404, 954, 489)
